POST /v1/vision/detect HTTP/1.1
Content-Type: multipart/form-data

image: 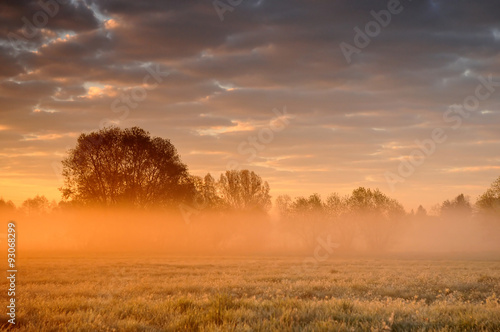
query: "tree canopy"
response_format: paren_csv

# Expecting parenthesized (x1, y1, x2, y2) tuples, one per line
(0, 198, 15, 211)
(476, 176, 500, 215)
(217, 170, 271, 213)
(21, 195, 54, 215)
(276, 188, 405, 250)
(347, 187, 402, 217)
(440, 193, 472, 218)
(60, 127, 194, 208)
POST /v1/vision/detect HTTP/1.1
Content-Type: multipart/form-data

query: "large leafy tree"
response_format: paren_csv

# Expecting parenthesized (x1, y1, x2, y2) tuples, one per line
(60, 127, 194, 208)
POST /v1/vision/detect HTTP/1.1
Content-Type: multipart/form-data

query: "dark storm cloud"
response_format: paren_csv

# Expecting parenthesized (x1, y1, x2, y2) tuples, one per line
(0, 0, 99, 38)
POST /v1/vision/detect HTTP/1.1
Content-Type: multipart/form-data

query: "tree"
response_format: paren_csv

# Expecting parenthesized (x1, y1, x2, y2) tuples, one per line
(287, 193, 328, 248)
(346, 187, 406, 250)
(440, 194, 472, 218)
(347, 187, 405, 219)
(290, 193, 324, 218)
(325, 193, 348, 220)
(275, 195, 292, 219)
(190, 173, 224, 211)
(325, 193, 353, 249)
(60, 127, 194, 208)
(0, 198, 15, 212)
(416, 205, 427, 218)
(476, 176, 500, 216)
(217, 170, 271, 213)
(21, 195, 54, 215)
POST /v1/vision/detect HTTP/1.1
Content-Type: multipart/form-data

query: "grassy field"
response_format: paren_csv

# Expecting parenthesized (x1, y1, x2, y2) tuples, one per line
(2, 255, 500, 331)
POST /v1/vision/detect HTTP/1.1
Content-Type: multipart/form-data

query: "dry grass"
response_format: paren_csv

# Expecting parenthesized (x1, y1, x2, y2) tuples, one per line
(2, 255, 500, 331)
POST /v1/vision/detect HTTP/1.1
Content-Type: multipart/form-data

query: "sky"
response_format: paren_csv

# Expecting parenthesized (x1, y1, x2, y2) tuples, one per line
(1, 0, 500, 211)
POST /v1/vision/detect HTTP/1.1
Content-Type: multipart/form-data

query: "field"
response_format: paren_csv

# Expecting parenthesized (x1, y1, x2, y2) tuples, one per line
(1, 254, 500, 331)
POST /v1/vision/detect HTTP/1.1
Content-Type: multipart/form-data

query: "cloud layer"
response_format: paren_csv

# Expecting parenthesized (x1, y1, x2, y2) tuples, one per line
(1, 0, 500, 209)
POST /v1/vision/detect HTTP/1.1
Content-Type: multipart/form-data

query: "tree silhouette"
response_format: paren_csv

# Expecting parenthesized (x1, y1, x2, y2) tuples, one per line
(440, 194, 472, 218)
(346, 187, 406, 250)
(347, 187, 405, 219)
(325, 193, 353, 250)
(416, 205, 427, 218)
(60, 127, 194, 208)
(217, 170, 271, 213)
(21, 195, 54, 215)
(275, 194, 292, 219)
(190, 173, 224, 211)
(476, 176, 500, 216)
(0, 198, 15, 212)
(286, 193, 328, 249)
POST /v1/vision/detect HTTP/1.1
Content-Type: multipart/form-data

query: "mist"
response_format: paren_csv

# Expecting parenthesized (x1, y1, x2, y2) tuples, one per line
(6, 207, 500, 258)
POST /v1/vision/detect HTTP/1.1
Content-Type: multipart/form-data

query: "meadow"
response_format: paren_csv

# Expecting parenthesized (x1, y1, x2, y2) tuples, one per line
(2, 254, 500, 331)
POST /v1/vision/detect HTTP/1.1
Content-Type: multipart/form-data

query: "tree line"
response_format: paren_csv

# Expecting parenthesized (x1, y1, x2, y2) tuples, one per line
(1, 126, 499, 221)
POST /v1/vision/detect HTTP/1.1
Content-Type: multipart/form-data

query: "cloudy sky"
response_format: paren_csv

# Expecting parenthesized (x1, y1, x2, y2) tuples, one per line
(1, 0, 500, 210)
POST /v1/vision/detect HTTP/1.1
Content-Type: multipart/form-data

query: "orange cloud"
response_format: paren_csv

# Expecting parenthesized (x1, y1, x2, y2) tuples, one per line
(197, 121, 255, 136)
(443, 166, 500, 173)
(21, 132, 79, 142)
